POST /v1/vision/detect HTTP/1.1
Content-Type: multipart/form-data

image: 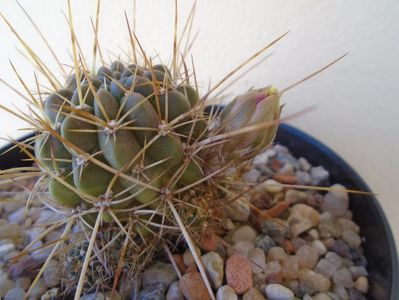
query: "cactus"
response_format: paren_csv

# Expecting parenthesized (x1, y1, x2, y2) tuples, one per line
(0, 1, 345, 298)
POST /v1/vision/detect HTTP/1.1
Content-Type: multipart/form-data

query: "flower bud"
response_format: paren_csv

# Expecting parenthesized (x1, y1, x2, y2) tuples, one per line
(220, 86, 281, 155)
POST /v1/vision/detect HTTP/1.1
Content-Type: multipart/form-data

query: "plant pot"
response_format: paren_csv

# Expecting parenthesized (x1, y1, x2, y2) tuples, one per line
(0, 124, 397, 300)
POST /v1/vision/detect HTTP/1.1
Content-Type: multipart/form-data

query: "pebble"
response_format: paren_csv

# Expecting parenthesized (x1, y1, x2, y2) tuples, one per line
(253, 151, 271, 165)
(142, 262, 177, 289)
(298, 157, 311, 172)
(296, 244, 319, 269)
(348, 288, 367, 300)
(232, 225, 257, 243)
(216, 285, 237, 300)
(264, 261, 282, 283)
(0, 243, 15, 257)
(138, 283, 165, 300)
(260, 219, 288, 242)
(43, 259, 60, 288)
(179, 272, 211, 300)
(330, 239, 350, 257)
(41, 287, 61, 299)
(0, 278, 15, 298)
(262, 179, 283, 194)
(200, 231, 219, 252)
(349, 266, 368, 279)
(325, 252, 344, 268)
(295, 171, 311, 185)
(244, 169, 262, 182)
(288, 204, 320, 237)
(16, 276, 31, 291)
(27, 279, 47, 300)
(281, 256, 299, 280)
(225, 198, 250, 221)
(226, 254, 253, 294)
(336, 218, 360, 233)
(0, 223, 21, 241)
(319, 221, 342, 239)
(265, 283, 294, 300)
(310, 166, 329, 186)
(342, 231, 362, 248)
(312, 240, 327, 256)
(333, 268, 353, 288)
(267, 247, 287, 262)
(313, 293, 332, 300)
(172, 254, 186, 274)
(299, 268, 331, 292)
(333, 286, 349, 300)
(243, 287, 266, 300)
(254, 234, 276, 252)
(354, 276, 368, 294)
(7, 207, 28, 224)
(182, 247, 200, 266)
(308, 228, 320, 240)
(248, 248, 266, 274)
(321, 191, 348, 217)
(201, 252, 224, 288)
(4, 287, 25, 300)
(314, 258, 338, 278)
(166, 281, 183, 300)
(231, 241, 255, 257)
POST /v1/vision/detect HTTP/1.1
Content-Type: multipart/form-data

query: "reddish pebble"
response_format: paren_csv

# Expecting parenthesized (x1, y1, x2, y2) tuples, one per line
(273, 174, 297, 184)
(270, 159, 283, 172)
(185, 263, 198, 274)
(172, 254, 186, 274)
(281, 239, 294, 254)
(265, 201, 290, 218)
(226, 254, 253, 295)
(179, 271, 211, 300)
(200, 231, 219, 252)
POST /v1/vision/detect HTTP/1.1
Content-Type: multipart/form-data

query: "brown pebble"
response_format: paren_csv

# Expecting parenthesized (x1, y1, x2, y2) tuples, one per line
(251, 193, 273, 210)
(226, 254, 253, 295)
(179, 271, 211, 300)
(270, 159, 283, 171)
(265, 201, 290, 218)
(200, 230, 219, 252)
(273, 174, 297, 184)
(185, 263, 198, 274)
(281, 239, 294, 254)
(172, 254, 186, 274)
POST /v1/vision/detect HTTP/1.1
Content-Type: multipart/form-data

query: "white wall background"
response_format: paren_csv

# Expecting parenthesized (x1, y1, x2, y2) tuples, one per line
(0, 0, 397, 245)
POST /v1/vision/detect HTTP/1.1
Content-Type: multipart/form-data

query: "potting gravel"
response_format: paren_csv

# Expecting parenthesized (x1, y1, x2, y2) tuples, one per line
(0, 144, 369, 300)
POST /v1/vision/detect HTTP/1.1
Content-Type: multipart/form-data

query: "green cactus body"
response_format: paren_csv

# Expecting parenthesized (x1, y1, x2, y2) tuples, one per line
(48, 170, 81, 208)
(34, 132, 71, 172)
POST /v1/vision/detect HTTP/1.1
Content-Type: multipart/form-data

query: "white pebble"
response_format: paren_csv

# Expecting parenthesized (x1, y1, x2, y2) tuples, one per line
(216, 285, 237, 300)
(202, 252, 224, 288)
(4, 287, 25, 300)
(232, 225, 257, 243)
(43, 259, 60, 288)
(263, 180, 283, 194)
(311, 240, 327, 256)
(333, 268, 353, 287)
(0, 243, 15, 257)
(248, 248, 266, 274)
(265, 283, 294, 300)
